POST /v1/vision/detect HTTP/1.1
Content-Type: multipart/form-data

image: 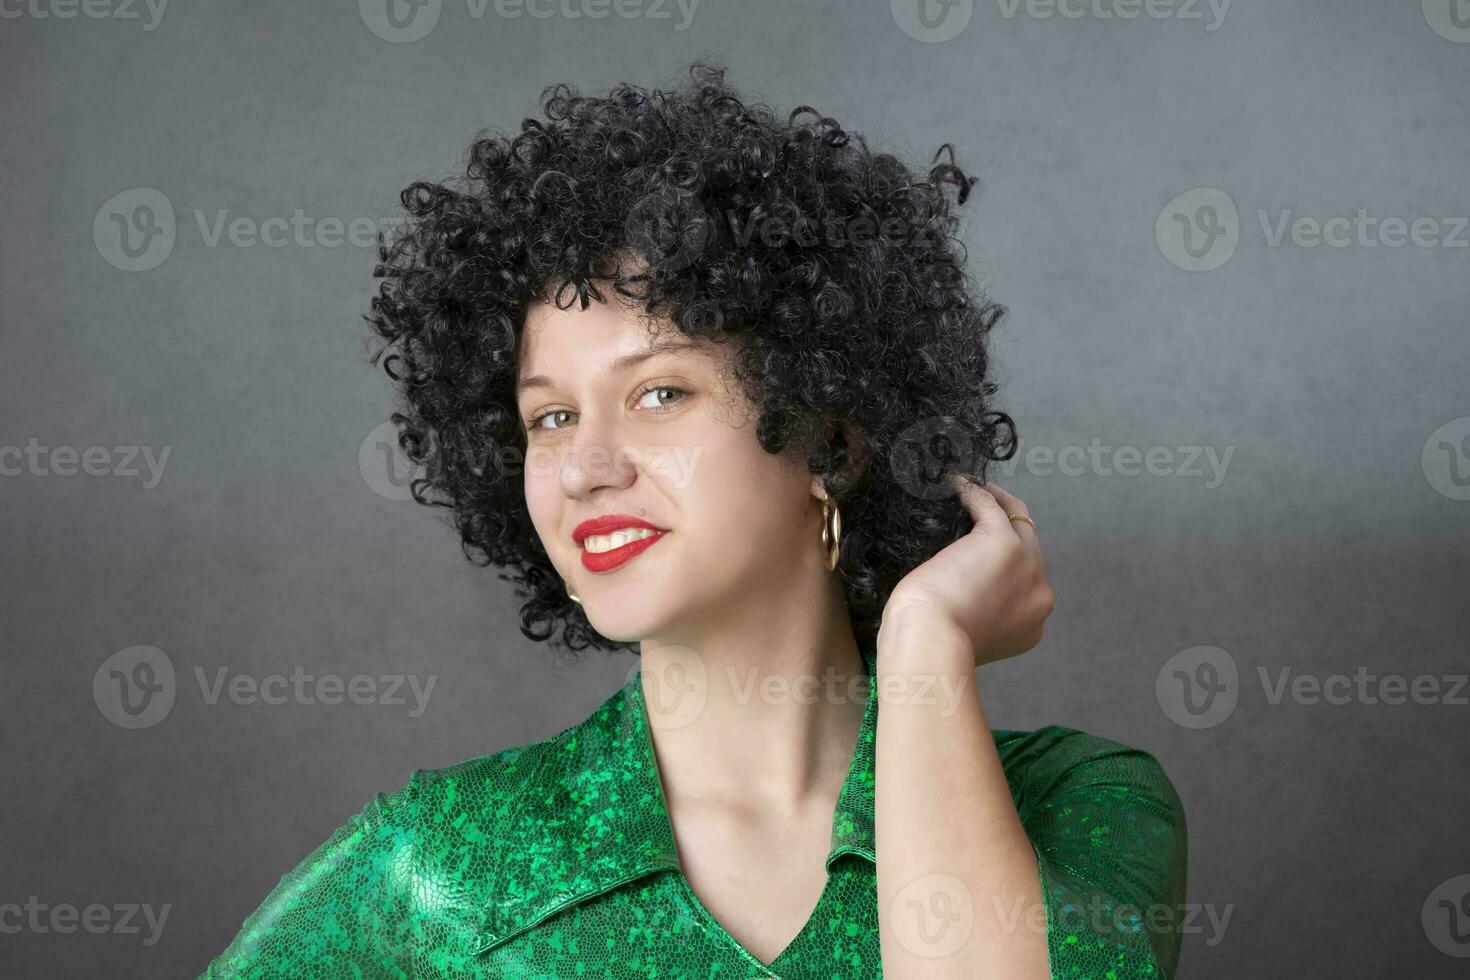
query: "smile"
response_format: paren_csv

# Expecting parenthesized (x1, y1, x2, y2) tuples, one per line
(579, 529, 667, 573)
(572, 514, 671, 574)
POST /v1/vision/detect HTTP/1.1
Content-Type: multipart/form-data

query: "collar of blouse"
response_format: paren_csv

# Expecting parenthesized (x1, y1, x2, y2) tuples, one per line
(468, 644, 880, 954)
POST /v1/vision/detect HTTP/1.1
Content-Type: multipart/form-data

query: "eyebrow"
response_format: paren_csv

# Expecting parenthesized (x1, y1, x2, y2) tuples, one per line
(516, 337, 708, 397)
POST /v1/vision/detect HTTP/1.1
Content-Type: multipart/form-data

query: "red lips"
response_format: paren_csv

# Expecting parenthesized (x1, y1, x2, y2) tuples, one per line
(572, 514, 670, 574)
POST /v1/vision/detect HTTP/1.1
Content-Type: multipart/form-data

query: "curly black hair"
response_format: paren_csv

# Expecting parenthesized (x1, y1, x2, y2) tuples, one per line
(363, 61, 1017, 658)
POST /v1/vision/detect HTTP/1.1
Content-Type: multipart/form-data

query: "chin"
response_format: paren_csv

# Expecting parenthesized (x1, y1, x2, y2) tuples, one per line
(578, 583, 673, 644)
(583, 571, 726, 649)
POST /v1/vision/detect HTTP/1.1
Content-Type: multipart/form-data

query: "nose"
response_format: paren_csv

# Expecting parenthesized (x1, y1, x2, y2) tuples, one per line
(557, 412, 638, 499)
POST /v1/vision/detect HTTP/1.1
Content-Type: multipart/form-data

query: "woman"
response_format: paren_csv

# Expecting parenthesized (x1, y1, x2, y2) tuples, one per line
(202, 63, 1187, 979)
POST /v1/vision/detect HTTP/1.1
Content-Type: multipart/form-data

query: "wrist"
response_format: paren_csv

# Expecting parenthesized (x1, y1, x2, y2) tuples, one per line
(876, 606, 974, 675)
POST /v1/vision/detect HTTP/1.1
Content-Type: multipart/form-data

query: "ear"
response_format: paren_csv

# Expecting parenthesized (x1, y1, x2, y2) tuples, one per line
(810, 474, 829, 502)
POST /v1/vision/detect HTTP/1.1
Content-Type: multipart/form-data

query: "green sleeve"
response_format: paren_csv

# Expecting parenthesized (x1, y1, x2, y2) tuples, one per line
(199, 771, 423, 979)
(1015, 727, 1190, 980)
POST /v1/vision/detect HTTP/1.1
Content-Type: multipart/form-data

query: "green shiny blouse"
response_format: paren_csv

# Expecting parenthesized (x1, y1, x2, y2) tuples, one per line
(201, 651, 1188, 979)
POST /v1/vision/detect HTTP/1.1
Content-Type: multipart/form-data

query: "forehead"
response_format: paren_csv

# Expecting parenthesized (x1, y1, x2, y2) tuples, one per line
(520, 291, 656, 358)
(517, 293, 726, 381)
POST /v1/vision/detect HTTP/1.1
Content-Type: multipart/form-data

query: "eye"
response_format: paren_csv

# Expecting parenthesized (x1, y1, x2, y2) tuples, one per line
(635, 383, 689, 412)
(525, 408, 574, 433)
(523, 384, 688, 435)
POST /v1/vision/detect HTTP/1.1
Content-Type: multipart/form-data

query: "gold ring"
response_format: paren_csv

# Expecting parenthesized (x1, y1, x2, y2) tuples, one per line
(1007, 514, 1037, 532)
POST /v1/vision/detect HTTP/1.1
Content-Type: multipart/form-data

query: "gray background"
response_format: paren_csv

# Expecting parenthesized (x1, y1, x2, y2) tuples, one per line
(2, 0, 1468, 976)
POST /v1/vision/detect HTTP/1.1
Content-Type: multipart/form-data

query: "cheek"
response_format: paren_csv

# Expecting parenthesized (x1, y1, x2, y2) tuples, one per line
(522, 469, 561, 544)
(678, 431, 807, 553)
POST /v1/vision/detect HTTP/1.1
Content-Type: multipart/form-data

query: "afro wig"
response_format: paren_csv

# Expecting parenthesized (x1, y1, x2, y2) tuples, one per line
(364, 61, 1018, 657)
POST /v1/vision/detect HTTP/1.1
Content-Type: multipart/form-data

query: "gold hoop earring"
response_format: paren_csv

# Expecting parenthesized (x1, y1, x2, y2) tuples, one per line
(567, 587, 581, 604)
(820, 497, 842, 572)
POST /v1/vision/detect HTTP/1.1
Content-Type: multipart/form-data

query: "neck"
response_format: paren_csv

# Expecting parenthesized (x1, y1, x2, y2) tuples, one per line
(637, 585, 867, 814)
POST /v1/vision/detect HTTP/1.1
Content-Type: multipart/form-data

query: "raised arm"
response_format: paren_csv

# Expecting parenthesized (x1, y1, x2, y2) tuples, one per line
(875, 477, 1187, 978)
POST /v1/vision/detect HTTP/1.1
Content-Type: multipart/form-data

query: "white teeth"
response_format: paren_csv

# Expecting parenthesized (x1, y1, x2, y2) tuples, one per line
(583, 528, 661, 554)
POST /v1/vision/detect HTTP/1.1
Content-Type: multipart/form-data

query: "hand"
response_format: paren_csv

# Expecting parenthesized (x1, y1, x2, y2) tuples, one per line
(881, 476, 1054, 668)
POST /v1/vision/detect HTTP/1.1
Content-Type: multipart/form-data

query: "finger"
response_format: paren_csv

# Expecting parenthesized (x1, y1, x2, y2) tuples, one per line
(946, 472, 1009, 536)
(980, 481, 1040, 548)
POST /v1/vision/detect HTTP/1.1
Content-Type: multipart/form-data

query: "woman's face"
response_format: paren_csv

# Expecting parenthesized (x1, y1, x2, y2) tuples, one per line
(516, 289, 825, 647)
